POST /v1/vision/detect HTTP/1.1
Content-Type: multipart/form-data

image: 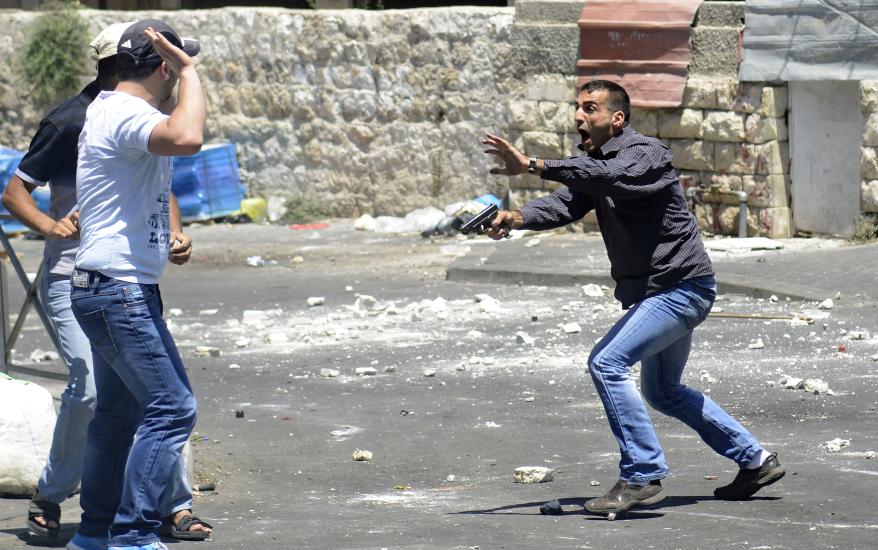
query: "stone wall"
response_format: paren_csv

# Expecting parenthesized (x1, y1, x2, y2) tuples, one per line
(861, 81, 878, 214)
(0, 7, 518, 217)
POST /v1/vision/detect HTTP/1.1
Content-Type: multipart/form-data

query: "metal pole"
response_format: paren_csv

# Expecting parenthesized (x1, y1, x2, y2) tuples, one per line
(736, 191, 748, 238)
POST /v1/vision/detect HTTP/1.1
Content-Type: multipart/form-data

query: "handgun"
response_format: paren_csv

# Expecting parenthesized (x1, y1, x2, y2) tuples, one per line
(460, 203, 500, 235)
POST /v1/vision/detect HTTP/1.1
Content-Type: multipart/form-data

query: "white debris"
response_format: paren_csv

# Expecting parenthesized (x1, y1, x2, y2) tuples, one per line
(872, 353, 878, 362)
(242, 309, 282, 326)
(789, 316, 810, 327)
(561, 322, 582, 334)
(353, 214, 378, 231)
(769, 295, 779, 302)
(456, 364, 467, 372)
(28, 349, 59, 362)
(290, 255, 304, 265)
(589, 480, 601, 487)
(345, 285, 354, 292)
(513, 466, 554, 484)
(483, 421, 502, 428)
(469, 356, 483, 365)
(194, 346, 221, 358)
(246, 255, 265, 267)
(845, 330, 870, 341)
(748, 338, 765, 349)
(524, 396, 535, 402)
(330, 426, 357, 437)
(466, 330, 484, 339)
(355, 367, 378, 376)
(228, 363, 241, 369)
(700, 370, 717, 384)
(582, 284, 604, 298)
(168, 308, 183, 317)
(319, 368, 339, 378)
(524, 238, 541, 248)
(802, 378, 830, 395)
(866, 451, 876, 459)
(817, 298, 834, 310)
(234, 337, 251, 348)
(384, 366, 395, 373)
(516, 331, 535, 345)
(779, 375, 803, 389)
(483, 357, 495, 365)
(307, 297, 326, 307)
(265, 332, 289, 344)
(199, 309, 218, 316)
(352, 449, 373, 461)
(474, 293, 502, 314)
(821, 438, 851, 452)
(445, 475, 456, 482)
(423, 369, 437, 377)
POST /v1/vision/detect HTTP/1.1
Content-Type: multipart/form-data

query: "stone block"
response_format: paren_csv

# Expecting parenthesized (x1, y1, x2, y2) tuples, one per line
(670, 140, 714, 171)
(511, 24, 581, 76)
(715, 142, 756, 174)
(508, 100, 542, 131)
(862, 180, 878, 212)
(860, 80, 878, 113)
(862, 147, 878, 180)
(707, 173, 743, 194)
(515, 0, 587, 24)
(683, 78, 716, 109)
(540, 101, 575, 133)
(745, 114, 788, 144)
(758, 206, 792, 238)
(743, 174, 790, 208)
(526, 74, 576, 102)
(630, 107, 659, 136)
(677, 170, 703, 191)
(694, 203, 716, 234)
(562, 133, 583, 156)
(523, 131, 563, 158)
(703, 111, 746, 142)
(715, 79, 740, 110)
(689, 26, 741, 76)
(863, 113, 878, 147)
(695, 1, 745, 27)
(733, 83, 764, 113)
(659, 109, 704, 139)
(754, 141, 790, 175)
(759, 86, 788, 117)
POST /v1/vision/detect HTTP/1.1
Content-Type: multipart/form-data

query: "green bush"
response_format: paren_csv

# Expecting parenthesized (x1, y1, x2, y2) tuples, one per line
(18, 2, 88, 106)
(852, 214, 878, 243)
(280, 195, 332, 224)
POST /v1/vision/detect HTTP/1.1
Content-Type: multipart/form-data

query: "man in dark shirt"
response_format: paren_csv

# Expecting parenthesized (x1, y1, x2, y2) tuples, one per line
(483, 80, 784, 516)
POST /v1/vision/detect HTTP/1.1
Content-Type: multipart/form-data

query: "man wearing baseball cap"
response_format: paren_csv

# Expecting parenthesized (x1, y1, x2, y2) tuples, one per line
(60, 19, 208, 550)
(2, 21, 203, 544)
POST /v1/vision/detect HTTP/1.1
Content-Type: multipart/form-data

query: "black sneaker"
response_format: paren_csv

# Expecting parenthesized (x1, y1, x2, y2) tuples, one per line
(585, 479, 665, 514)
(714, 452, 785, 500)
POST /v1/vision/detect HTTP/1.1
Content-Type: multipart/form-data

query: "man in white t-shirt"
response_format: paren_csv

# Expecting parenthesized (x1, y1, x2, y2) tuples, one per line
(66, 19, 208, 550)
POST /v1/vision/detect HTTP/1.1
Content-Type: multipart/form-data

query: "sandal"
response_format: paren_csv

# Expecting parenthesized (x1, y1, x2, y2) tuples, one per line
(27, 493, 61, 538)
(162, 512, 213, 541)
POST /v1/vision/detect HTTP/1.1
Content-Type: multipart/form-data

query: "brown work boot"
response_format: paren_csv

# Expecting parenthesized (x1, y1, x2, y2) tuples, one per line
(585, 480, 665, 514)
(714, 452, 785, 500)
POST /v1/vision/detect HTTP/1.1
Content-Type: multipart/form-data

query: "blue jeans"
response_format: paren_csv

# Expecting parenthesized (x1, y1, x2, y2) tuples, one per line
(587, 275, 761, 483)
(37, 268, 193, 516)
(70, 271, 197, 546)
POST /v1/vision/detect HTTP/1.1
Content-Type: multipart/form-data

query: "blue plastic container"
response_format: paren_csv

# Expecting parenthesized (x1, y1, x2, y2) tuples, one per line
(171, 143, 246, 222)
(0, 147, 51, 233)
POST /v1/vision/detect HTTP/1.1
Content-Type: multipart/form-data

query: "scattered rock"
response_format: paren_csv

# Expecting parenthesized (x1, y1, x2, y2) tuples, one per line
(307, 296, 326, 307)
(516, 331, 535, 345)
(352, 449, 373, 461)
(384, 366, 396, 373)
(748, 338, 765, 349)
(769, 295, 779, 302)
(235, 410, 245, 418)
(330, 426, 357, 437)
(779, 375, 803, 389)
(355, 367, 378, 376)
(589, 480, 601, 487)
(821, 438, 851, 452)
(700, 370, 717, 384)
(704, 475, 719, 480)
(265, 332, 289, 344)
(561, 322, 581, 334)
(319, 368, 339, 378)
(466, 330, 484, 339)
(872, 353, 878, 362)
(246, 255, 265, 267)
(802, 378, 830, 395)
(445, 474, 456, 482)
(199, 309, 218, 316)
(817, 298, 834, 310)
(168, 308, 183, 317)
(290, 255, 304, 265)
(228, 363, 241, 369)
(513, 466, 554, 484)
(540, 499, 562, 515)
(582, 284, 604, 297)
(234, 337, 251, 348)
(194, 346, 221, 358)
(28, 349, 59, 362)
(866, 451, 876, 459)
(524, 238, 541, 248)
(423, 369, 436, 377)
(845, 330, 870, 341)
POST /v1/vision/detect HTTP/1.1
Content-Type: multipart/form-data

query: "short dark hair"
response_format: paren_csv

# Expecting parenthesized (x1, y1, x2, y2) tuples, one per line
(581, 80, 630, 123)
(118, 58, 162, 83)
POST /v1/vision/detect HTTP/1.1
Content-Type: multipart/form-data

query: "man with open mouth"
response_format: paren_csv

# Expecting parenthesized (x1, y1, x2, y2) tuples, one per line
(481, 79, 784, 518)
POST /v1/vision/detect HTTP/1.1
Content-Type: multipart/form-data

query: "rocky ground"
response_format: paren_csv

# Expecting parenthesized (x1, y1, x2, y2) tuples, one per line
(1, 222, 876, 549)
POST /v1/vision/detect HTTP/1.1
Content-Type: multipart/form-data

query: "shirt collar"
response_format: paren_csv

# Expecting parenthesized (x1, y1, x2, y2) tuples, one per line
(594, 124, 632, 157)
(81, 80, 101, 102)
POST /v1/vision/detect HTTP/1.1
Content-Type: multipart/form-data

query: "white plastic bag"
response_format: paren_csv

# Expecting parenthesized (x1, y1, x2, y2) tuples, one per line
(0, 374, 56, 496)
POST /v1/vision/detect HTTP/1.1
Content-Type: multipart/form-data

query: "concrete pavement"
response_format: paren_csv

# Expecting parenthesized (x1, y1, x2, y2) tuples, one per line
(447, 231, 878, 305)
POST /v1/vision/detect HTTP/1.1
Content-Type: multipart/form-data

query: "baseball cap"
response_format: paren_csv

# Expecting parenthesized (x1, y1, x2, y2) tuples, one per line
(117, 19, 200, 68)
(89, 21, 136, 61)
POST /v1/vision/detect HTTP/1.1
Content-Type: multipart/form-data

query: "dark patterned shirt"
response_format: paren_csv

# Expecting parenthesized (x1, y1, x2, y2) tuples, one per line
(519, 125, 714, 308)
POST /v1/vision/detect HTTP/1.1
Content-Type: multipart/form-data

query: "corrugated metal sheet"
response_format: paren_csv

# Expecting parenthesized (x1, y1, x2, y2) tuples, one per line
(739, 0, 878, 81)
(576, 0, 703, 108)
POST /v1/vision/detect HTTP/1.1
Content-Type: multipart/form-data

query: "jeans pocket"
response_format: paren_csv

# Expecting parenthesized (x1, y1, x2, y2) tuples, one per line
(683, 290, 713, 330)
(74, 309, 117, 352)
(120, 284, 156, 307)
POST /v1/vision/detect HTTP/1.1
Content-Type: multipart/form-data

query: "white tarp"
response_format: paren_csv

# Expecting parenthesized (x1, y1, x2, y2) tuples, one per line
(739, 0, 878, 81)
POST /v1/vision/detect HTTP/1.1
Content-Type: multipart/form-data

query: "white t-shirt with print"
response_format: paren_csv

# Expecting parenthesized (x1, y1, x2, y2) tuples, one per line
(75, 91, 171, 284)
